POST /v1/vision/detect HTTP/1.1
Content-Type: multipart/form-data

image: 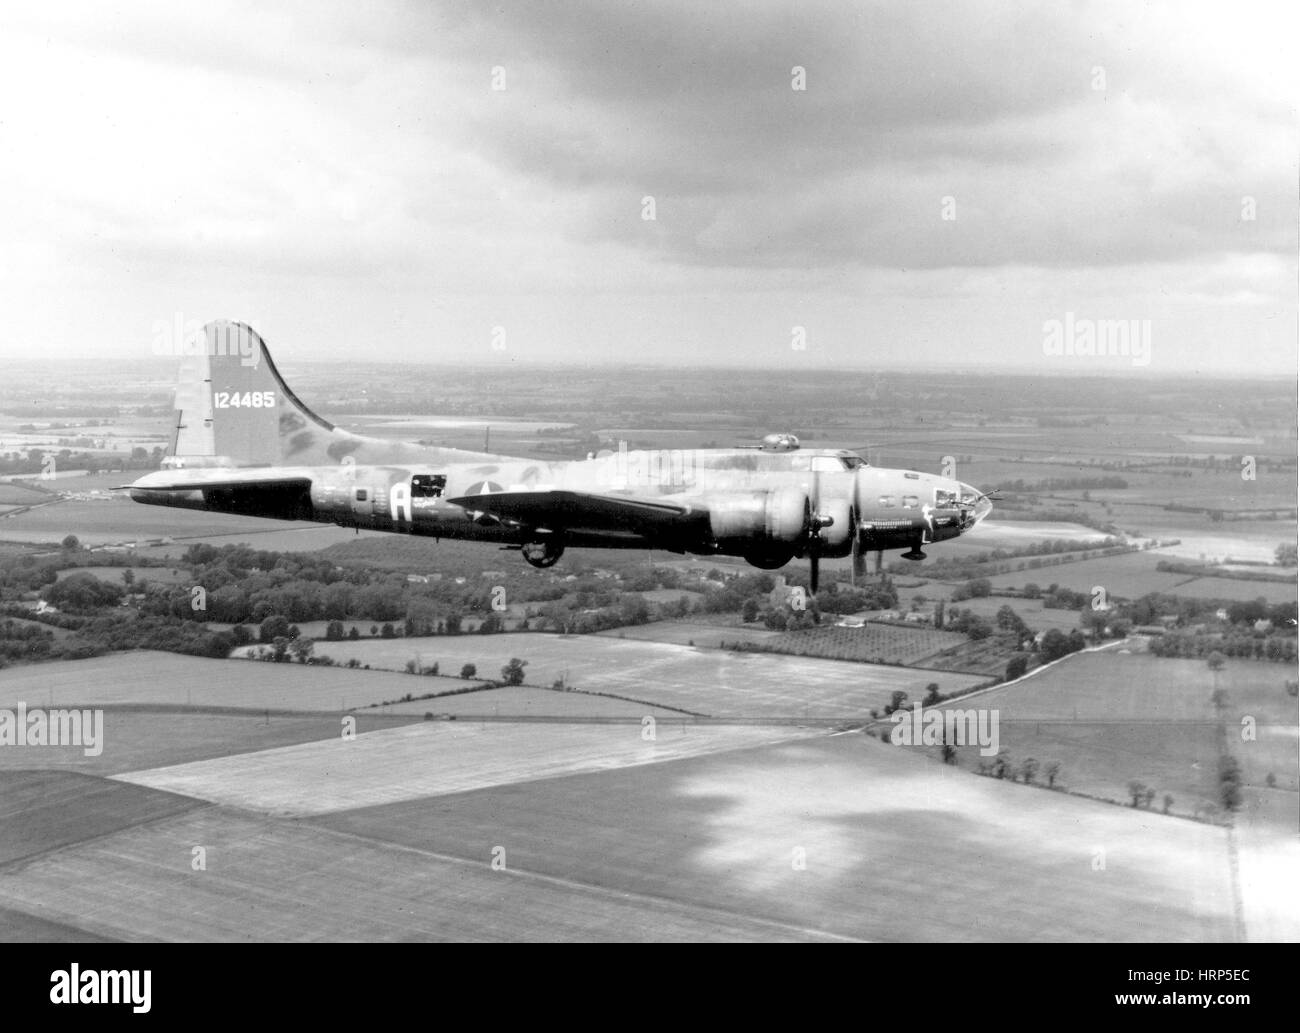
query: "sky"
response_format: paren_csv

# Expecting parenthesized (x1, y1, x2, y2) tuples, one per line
(0, 0, 1295, 374)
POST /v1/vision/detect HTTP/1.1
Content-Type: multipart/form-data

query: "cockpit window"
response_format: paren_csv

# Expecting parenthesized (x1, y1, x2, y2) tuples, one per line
(901, 495, 920, 509)
(842, 455, 866, 469)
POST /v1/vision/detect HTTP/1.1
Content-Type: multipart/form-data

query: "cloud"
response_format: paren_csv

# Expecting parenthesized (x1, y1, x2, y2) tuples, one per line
(414, 0, 1297, 270)
(0, 0, 1292, 371)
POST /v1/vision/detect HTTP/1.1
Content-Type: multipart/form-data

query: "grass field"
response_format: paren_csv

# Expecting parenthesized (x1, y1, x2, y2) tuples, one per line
(54, 565, 190, 584)
(983, 551, 1200, 598)
(113, 720, 818, 814)
(0, 709, 424, 775)
(0, 805, 823, 941)
(0, 652, 453, 713)
(0, 483, 52, 506)
(1234, 788, 1300, 941)
(258, 633, 990, 718)
(374, 686, 690, 719)
(0, 731, 1243, 941)
(1160, 576, 1297, 603)
(0, 771, 201, 865)
(314, 734, 1238, 942)
(934, 651, 1298, 821)
(1107, 515, 1296, 565)
(0, 905, 119, 943)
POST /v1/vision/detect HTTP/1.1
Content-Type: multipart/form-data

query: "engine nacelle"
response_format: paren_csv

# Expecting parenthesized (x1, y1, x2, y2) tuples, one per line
(814, 496, 853, 557)
(706, 487, 809, 545)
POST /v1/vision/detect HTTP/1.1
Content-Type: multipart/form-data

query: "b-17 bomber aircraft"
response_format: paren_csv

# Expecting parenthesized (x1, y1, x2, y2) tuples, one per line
(125, 321, 993, 591)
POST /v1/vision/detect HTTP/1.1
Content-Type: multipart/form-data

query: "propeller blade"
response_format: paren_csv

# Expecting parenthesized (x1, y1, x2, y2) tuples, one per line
(810, 554, 820, 595)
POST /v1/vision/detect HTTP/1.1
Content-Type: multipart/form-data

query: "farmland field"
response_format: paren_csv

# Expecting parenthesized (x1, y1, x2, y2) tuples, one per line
(934, 651, 1299, 821)
(0, 709, 423, 775)
(314, 733, 1238, 942)
(921, 635, 1026, 676)
(759, 622, 969, 665)
(0, 483, 53, 506)
(0, 497, 282, 545)
(983, 550, 1200, 597)
(250, 633, 990, 718)
(0, 771, 201, 866)
(373, 685, 690, 719)
(0, 804, 827, 941)
(955, 520, 1111, 547)
(1104, 514, 1296, 565)
(114, 720, 818, 814)
(597, 621, 781, 648)
(637, 588, 704, 604)
(1159, 576, 1298, 603)
(55, 565, 190, 584)
(0, 651, 453, 713)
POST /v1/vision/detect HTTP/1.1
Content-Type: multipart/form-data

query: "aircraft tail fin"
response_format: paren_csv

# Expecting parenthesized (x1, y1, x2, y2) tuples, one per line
(168, 321, 350, 468)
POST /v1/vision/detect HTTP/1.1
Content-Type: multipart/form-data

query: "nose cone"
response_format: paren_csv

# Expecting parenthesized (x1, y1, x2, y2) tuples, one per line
(960, 483, 992, 526)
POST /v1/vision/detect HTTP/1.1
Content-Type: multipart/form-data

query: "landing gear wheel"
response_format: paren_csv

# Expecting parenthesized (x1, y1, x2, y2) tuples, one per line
(522, 539, 565, 568)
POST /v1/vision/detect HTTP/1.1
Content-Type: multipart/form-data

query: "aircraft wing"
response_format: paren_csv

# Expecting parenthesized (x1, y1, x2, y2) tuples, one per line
(119, 469, 313, 493)
(447, 489, 702, 538)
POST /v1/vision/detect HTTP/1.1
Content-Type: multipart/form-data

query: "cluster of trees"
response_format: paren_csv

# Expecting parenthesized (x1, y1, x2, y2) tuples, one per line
(732, 579, 902, 633)
(1038, 628, 1089, 663)
(1149, 631, 1297, 662)
(0, 446, 163, 477)
(1125, 780, 1175, 813)
(161, 545, 717, 635)
(39, 573, 126, 613)
(399, 657, 528, 685)
(531, 594, 651, 635)
(943, 609, 993, 640)
(0, 619, 107, 665)
(1217, 754, 1243, 811)
(814, 581, 900, 614)
(950, 578, 992, 602)
(1125, 592, 1294, 629)
(998, 477, 1130, 492)
(976, 753, 1062, 787)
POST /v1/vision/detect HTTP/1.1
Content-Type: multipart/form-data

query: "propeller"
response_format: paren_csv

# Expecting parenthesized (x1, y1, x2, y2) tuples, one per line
(806, 512, 833, 594)
(851, 527, 866, 583)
